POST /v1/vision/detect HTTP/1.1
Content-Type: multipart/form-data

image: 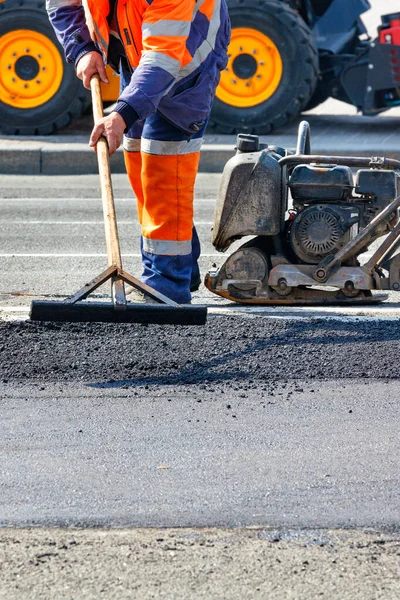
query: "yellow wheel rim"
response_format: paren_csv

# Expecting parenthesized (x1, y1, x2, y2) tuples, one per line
(216, 27, 283, 108)
(0, 29, 63, 109)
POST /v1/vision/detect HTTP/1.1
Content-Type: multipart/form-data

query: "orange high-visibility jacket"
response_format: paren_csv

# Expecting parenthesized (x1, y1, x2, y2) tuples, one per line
(46, 0, 230, 133)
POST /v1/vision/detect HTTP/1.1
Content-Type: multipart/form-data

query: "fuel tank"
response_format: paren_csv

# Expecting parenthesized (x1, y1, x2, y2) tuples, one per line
(211, 141, 284, 252)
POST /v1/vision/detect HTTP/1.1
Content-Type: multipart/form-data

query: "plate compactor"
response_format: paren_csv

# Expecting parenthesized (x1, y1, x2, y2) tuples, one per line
(205, 121, 400, 305)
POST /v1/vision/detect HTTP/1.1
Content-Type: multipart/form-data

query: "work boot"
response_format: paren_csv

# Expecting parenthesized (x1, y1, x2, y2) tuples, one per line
(190, 276, 201, 292)
(125, 286, 192, 305)
(190, 226, 201, 292)
(125, 287, 157, 304)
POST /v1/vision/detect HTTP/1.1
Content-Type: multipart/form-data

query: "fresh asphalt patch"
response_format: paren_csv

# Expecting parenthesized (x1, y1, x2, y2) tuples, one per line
(2, 316, 400, 385)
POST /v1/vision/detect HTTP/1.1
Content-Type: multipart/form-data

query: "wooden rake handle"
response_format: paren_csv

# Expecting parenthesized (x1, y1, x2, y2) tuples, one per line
(90, 74, 126, 307)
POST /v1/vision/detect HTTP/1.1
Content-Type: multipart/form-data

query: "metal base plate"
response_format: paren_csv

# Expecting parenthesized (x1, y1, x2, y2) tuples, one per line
(207, 289, 389, 306)
(30, 300, 207, 326)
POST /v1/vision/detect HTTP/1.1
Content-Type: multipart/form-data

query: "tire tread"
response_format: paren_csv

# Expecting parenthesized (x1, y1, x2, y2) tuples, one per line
(209, 0, 319, 134)
(0, 0, 90, 135)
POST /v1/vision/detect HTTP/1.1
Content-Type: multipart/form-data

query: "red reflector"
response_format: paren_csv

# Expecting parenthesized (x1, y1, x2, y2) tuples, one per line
(380, 19, 400, 46)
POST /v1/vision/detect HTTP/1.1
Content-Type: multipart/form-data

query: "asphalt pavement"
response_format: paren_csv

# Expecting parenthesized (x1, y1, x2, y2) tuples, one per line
(0, 173, 400, 533)
(1, 167, 400, 600)
(1, 527, 399, 600)
(1, 173, 400, 318)
(0, 173, 221, 311)
(1, 376, 400, 529)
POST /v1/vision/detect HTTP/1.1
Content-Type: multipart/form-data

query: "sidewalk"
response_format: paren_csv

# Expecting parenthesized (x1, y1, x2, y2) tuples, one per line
(1, 108, 400, 175)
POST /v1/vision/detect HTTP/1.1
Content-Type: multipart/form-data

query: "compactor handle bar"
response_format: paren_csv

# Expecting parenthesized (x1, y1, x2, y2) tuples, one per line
(279, 154, 400, 171)
(282, 121, 400, 170)
(296, 120, 311, 156)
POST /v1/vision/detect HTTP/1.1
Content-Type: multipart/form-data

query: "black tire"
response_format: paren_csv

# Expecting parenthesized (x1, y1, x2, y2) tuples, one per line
(209, 0, 319, 134)
(0, 0, 90, 135)
(303, 84, 331, 112)
(303, 69, 334, 111)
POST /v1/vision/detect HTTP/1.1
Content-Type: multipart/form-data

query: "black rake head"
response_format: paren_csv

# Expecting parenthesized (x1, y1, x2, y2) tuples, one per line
(30, 300, 207, 326)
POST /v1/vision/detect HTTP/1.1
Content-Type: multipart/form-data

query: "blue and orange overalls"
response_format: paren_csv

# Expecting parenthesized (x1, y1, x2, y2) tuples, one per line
(46, 0, 231, 303)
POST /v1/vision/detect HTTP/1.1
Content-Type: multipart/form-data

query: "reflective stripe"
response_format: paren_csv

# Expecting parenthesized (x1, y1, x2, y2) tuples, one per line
(124, 137, 203, 154)
(179, 0, 221, 78)
(140, 51, 181, 76)
(93, 20, 108, 55)
(143, 237, 192, 256)
(193, 0, 207, 17)
(142, 20, 191, 40)
(141, 138, 203, 155)
(46, 0, 81, 10)
(123, 136, 141, 152)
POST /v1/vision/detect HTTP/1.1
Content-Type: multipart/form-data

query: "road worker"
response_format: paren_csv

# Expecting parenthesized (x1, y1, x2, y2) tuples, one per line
(46, 0, 230, 303)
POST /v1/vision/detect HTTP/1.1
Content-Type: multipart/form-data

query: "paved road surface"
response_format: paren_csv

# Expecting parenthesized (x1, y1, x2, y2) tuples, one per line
(1, 527, 399, 600)
(0, 172, 399, 529)
(0, 174, 219, 309)
(1, 174, 400, 317)
(1, 378, 399, 529)
(1, 174, 399, 598)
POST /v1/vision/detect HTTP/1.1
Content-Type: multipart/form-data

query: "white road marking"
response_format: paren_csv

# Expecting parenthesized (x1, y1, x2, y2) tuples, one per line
(0, 221, 214, 225)
(0, 253, 222, 258)
(0, 198, 132, 203)
(0, 197, 217, 203)
(207, 305, 400, 319)
(0, 252, 377, 263)
(0, 306, 30, 322)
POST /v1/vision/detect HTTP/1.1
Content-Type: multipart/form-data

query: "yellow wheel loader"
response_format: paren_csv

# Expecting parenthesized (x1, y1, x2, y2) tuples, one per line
(0, 0, 399, 135)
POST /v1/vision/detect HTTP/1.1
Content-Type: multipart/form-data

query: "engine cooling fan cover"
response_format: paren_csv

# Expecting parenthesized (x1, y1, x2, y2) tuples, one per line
(290, 205, 344, 264)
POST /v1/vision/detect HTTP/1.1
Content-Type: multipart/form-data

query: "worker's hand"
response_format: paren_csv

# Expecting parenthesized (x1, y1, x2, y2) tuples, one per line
(76, 51, 109, 89)
(89, 112, 126, 156)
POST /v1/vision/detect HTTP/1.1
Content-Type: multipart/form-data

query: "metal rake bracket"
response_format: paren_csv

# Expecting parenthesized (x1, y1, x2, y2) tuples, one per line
(65, 265, 179, 309)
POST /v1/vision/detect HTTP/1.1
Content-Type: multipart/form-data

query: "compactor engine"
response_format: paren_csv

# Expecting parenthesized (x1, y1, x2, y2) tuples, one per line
(206, 122, 400, 305)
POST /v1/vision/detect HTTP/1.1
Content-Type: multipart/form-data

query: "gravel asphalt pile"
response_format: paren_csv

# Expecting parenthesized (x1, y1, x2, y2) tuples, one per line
(2, 317, 400, 384)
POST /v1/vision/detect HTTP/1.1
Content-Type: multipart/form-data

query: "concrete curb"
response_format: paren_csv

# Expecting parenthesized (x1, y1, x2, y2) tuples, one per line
(0, 141, 236, 175)
(1, 142, 400, 176)
(0, 144, 400, 175)
(1, 112, 400, 175)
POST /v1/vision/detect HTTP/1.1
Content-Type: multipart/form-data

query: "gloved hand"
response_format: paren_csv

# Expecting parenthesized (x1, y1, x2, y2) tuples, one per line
(76, 51, 109, 89)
